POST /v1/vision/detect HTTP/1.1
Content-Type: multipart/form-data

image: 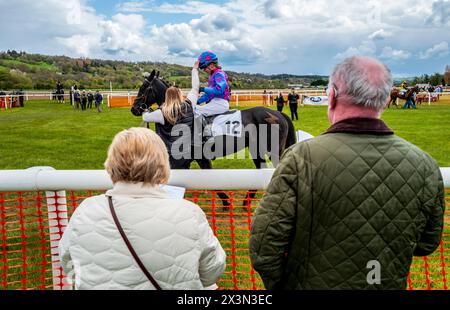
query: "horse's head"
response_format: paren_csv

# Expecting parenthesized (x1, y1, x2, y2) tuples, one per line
(131, 69, 170, 116)
(405, 85, 420, 97)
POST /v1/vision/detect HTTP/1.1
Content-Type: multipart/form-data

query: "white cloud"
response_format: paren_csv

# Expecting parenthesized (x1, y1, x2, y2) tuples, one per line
(368, 29, 393, 41)
(419, 41, 449, 59)
(380, 47, 411, 60)
(426, 0, 450, 26)
(117, 0, 222, 15)
(115, 1, 154, 13)
(150, 12, 263, 65)
(1, 0, 449, 75)
(334, 41, 377, 61)
(98, 14, 147, 55)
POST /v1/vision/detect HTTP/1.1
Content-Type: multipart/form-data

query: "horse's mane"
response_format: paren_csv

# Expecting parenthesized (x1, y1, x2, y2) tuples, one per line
(157, 77, 171, 88)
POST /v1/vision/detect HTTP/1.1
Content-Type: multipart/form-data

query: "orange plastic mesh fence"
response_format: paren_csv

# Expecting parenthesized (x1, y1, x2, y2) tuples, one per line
(1, 189, 449, 290)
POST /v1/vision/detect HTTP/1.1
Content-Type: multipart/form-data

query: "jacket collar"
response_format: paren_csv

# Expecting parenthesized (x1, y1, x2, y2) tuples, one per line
(106, 182, 169, 199)
(325, 118, 394, 135)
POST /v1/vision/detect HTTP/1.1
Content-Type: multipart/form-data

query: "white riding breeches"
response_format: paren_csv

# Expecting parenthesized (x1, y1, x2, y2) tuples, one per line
(194, 98, 230, 117)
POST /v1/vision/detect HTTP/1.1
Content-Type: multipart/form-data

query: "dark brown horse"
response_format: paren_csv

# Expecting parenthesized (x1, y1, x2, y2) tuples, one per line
(131, 70, 297, 207)
(388, 86, 419, 108)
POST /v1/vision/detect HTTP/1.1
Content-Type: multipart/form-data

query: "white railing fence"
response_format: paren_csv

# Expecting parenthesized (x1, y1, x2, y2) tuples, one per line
(0, 166, 448, 289)
(0, 167, 449, 192)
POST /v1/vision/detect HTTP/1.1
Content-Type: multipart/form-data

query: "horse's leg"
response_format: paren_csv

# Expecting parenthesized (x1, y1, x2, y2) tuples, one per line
(241, 157, 266, 209)
(245, 132, 268, 206)
(196, 158, 230, 209)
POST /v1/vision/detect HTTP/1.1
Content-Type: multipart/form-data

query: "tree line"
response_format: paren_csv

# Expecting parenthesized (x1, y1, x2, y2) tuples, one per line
(0, 50, 447, 91)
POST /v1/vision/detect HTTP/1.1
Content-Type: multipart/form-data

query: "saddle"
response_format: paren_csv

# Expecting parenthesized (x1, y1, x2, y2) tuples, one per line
(193, 110, 242, 145)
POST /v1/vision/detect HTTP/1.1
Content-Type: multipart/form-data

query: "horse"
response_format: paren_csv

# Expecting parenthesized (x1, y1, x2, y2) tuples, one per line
(416, 92, 427, 105)
(388, 86, 420, 108)
(131, 70, 297, 207)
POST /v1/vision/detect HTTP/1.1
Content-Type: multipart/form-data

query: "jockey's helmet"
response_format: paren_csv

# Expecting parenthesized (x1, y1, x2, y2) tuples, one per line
(198, 51, 218, 70)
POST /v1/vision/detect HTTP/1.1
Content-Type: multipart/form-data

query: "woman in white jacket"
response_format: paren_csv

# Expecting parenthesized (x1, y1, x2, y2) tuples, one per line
(59, 128, 226, 290)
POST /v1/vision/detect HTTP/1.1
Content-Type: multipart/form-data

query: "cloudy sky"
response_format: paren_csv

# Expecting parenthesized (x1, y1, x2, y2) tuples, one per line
(0, 0, 449, 76)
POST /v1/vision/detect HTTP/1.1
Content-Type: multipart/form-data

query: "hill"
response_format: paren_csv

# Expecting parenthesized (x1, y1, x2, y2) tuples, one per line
(0, 50, 328, 91)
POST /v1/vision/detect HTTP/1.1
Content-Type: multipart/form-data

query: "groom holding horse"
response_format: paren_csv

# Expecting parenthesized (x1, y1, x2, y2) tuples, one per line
(388, 84, 419, 108)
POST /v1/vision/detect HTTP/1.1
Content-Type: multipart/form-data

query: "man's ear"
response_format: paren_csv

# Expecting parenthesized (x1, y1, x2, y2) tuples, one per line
(328, 88, 337, 111)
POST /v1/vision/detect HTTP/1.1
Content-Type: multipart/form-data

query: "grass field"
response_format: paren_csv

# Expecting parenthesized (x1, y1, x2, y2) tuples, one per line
(1, 97, 449, 290)
(0, 97, 449, 169)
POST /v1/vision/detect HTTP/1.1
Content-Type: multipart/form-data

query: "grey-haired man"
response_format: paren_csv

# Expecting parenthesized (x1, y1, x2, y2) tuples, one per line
(250, 56, 445, 290)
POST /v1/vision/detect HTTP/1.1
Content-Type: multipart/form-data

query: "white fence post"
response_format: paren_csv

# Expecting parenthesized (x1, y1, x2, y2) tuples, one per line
(46, 189, 70, 290)
(19, 167, 70, 290)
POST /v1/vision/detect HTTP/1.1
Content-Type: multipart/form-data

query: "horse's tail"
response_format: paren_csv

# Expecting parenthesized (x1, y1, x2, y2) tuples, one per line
(280, 112, 296, 149)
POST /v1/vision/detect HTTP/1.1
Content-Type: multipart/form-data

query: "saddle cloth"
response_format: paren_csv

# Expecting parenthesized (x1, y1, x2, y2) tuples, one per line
(204, 110, 243, 138)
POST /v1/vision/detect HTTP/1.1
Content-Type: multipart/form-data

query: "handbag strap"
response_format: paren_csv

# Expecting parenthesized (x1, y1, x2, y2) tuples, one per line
(107, 195, 162, 290)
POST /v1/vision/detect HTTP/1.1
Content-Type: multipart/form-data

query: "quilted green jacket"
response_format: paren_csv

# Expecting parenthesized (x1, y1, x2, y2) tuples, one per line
(249, 118, 445, 290)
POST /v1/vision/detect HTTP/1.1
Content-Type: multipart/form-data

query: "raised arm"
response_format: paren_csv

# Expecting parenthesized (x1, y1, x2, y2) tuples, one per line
(187, 61, 200, 106)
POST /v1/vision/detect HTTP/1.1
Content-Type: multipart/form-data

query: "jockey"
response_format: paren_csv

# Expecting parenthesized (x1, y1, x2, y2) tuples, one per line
(400, 81, 408, 90)
(399, 81, 408, 96)
(195, 51, 230, 117)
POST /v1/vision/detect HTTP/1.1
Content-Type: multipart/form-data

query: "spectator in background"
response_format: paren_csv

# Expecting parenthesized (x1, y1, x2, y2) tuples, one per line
(0, 90, 5, 108)
(81, 91, 87, 110)
(287, 88, 300, 121)
(59, 128, 226, 289)
(250, 56, 445, 290)
(269, 91, 274, 106)
(275, 92, 285, 112)
(73, 89, 81, 109)
(18, 89, 25, 107)
(94, 91, 103, 113)
(263, 89, 268, 106)
(69, 85, 74, 106)
(87, 91, 94, 109)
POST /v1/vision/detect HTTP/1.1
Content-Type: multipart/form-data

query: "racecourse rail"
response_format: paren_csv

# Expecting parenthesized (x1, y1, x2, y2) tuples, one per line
(0, 167, 449, 290)
(1, 90, 449, 110)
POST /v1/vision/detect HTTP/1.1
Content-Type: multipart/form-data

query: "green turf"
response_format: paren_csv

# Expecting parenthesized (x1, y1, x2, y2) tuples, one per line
(0, 59, 57, 72)
(0, 98, 449, 169)
(1, 99, 449, 290)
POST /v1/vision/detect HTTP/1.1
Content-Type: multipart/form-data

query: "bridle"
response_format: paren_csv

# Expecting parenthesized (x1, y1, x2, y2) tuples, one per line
(135, 78, 157, 114)
(135, 77, 171, 129)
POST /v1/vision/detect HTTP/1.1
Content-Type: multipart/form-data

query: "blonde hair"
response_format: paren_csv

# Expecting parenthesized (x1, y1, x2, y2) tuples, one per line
(162, 87, 185, 125)
(104, 128, 170, 185)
